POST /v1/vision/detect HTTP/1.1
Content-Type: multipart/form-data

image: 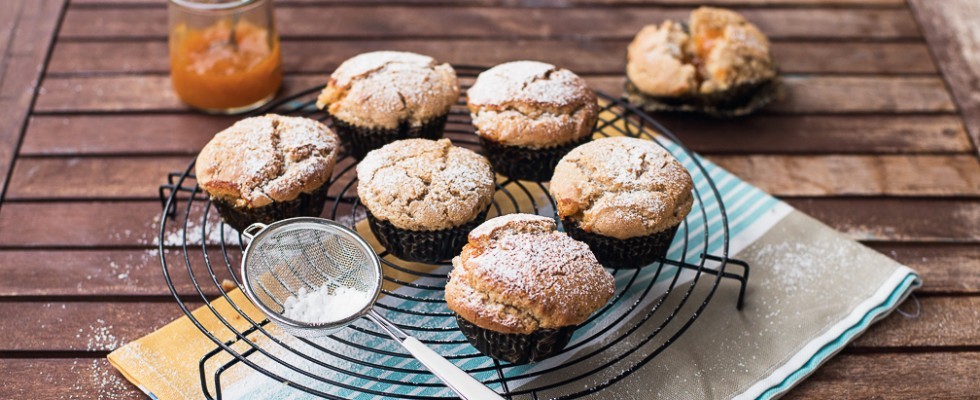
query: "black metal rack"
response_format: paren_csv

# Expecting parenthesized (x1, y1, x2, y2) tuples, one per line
(158, 66, 749, 399)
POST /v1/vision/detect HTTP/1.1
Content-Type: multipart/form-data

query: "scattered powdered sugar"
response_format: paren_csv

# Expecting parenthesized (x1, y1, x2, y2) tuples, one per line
(467, 60, 590, 106)
(282, 285, 373, 323)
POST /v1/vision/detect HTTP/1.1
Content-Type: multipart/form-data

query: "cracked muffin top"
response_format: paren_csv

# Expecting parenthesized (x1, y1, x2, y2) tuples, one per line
(467, 61, 599, 148)
(550, 137, 694, 239)
(196, 114, 341, 209)
(445, 214, 615, 334)
(627, 7, 776, 97)
(356, 138, 495, 231)
(316, 51, 460, 130)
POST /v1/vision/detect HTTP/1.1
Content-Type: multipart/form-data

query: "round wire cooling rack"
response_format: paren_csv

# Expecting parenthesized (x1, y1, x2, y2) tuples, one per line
(157, 66, 751, 400)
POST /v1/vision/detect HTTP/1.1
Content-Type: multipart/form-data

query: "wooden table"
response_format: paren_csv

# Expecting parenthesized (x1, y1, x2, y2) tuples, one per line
(1, 0, 978, 398)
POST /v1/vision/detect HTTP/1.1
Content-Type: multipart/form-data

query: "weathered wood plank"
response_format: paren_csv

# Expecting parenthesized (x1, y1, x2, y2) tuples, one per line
(7, 352, 977, 400)
(852, 297, 980, 348)
(785, 198, 980, 242)
(909, 0, 980, 156)
(866, 243, 980, 294)
(33, 75, 956, 114)
(785, 352, 980, 399)
(58, 6, 921, 40)
(3, 243, 974, 297)
(0, 359, 144, 400)
(0, 296, 972, 352)
(0, 199, 976, 247)
(0, 0, 65, 202)
(0, 249, 238, 297)
(7, 155, 979, 200)
(46, 40, 938, 76)
(709, 155, 980, 196)
(68, 0, 907, 6)
(20, 114, 973, 156)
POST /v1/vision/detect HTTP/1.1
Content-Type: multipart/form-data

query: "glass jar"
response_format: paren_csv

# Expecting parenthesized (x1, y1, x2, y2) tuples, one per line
(168, 0, 283, 114)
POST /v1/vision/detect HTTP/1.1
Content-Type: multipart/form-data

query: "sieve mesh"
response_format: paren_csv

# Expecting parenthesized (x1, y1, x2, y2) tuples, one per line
(242, 219, 382, 337)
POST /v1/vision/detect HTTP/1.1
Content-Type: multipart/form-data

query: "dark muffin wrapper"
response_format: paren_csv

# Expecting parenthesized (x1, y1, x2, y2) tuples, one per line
(210, 184, 330, 232)
(366, 208, 489, 264)
(331, 114, 448, 160)
(479, 135, 592, 182)
(624, 78, 779, 118)
(561, 218, 680, 269)
(455, 314, 575, 365)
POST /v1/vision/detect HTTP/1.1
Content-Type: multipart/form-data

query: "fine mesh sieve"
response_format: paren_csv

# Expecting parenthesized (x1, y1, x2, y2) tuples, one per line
(240, 217, 503, 400)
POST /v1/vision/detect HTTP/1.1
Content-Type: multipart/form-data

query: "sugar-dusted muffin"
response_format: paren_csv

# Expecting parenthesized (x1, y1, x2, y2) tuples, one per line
(550, 137, 694, 268)
(625, 7, 778, 116)
(446, 214, 615, 364)
(316, 51, 460, 159)
(196, 114, 341, 231)
(356, 138, 495, 263)
(467, 61, 599, 182)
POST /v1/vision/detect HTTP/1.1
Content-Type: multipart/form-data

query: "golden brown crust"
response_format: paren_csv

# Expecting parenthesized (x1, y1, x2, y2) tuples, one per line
(466, 61, 599, 149)
(445, 214, 615, 335)
(549, 137, 694, 239)
(626, 21, 698, 97)
(356, 138, 495, 231)
(195, 114, 340, 208)
(626, 7, 776, 98)
(316, 51, 460, 129)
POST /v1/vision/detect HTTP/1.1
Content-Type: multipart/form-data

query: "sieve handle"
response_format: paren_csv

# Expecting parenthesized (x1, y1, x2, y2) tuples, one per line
(241, 223, 267, 240)
(401, 337, 505, 400)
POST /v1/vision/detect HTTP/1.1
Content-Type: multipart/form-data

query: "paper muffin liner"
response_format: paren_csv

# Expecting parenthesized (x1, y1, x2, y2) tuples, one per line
(624, 78, 779, 118)
(454, 313, 575, 365)
(365, 208, 489, 264)
(561, 218, 680, 269)
(479, 135, 592, 182)
(210, 184, 330, 232)
(330, 114, 448, 160)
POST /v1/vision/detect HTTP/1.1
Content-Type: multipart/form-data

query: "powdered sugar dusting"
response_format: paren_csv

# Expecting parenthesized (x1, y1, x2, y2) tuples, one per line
(467, 61, 590, 107)
(446, 214, 615, 333)
(282, 286, 373, 323)
(357, 138, 495, 231)
(551, 136, 694, 238)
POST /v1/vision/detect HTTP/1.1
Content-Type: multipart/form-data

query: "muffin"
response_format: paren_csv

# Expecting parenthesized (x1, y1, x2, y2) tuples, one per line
(625, 7, 778, 117)
(446, 214, 615, 364)
(550, 137, 694, 268)
(196, 114, 341, 232)
(467, 61, 599, 182)
(356, 138, 495, 263)
(316, 51, 460, 159)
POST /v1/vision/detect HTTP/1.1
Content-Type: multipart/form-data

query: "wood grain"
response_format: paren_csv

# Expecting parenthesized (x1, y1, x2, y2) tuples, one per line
(8, 352, 978, 400)
(46, 40, 938, 76)
(32, 75, 956, 114)
(785, 352, 980, 399)
(0, 250, 237, 297)
(0, 199, 976, 248)
(785, 198, 980, 242)
(68, 0, 908, 6)
(6, 155, 979, 200)
(19, 114, 973, 156)
(0, 0, 64, 203)
(2, 243, 974, 297)
(910, 0, 980, 156)
(866, 243, 980, 294)
(58, 6, 921, 40)
(709, 155, 980, 196)
(0, 296, 972, 352)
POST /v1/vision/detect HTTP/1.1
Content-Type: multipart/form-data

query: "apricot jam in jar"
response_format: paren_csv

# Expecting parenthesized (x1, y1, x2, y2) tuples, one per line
(168, 0, 282, 114)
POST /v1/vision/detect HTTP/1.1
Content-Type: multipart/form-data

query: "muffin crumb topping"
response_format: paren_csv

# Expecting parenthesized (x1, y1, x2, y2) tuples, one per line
(356, 138, 495, 231)
(196, 114, 340, 208)
(316, 51, 459, 129)
(446, 214, 615, 335)
(467, 61, 599, 148)
(550, 137, 694, 239)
